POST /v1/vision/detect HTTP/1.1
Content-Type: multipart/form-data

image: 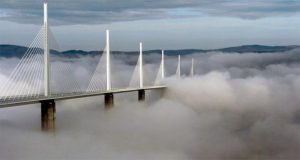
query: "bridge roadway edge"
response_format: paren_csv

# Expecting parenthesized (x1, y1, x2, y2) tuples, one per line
(0, 86, 166, 131)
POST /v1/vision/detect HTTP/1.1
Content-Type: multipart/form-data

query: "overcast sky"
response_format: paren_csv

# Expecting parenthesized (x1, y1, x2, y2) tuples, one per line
(0, 0, 300, 51)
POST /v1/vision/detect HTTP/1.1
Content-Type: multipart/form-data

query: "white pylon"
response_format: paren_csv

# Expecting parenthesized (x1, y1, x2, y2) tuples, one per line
(190, 58, 194, 77)
(139, 42, 144, 88)
(176, 55, 181, 78)
(43, 3, 50, 97)
(106, 30, 111, 90)
(161, 50, 165, 79)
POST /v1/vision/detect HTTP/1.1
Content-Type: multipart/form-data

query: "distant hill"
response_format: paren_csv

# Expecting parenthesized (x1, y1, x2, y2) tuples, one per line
(0, 45, 28, 58)
(217, 45, 299, 53)
(0, 44, 299, 58)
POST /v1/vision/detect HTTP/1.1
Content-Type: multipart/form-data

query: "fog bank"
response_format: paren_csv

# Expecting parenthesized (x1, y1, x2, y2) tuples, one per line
(1, 50, 300, 159)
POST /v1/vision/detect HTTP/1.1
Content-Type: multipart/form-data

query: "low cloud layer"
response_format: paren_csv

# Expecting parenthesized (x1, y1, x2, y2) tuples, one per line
(1, 50, 300, 159)
(1, 0, 300, 25)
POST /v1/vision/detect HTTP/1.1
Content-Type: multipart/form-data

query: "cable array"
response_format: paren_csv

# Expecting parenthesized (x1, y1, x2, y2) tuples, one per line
(128, 55, 140, 88)
(0, 25, 86, 103)
(86, 47, 107, 92)
(48, 27, 83, 94)
(128, 54, 158, 88)
(154, 61, 164, 85)
(0, 27, 44, 101)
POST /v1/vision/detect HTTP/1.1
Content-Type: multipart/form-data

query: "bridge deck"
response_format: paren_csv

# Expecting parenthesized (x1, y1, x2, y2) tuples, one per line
(0, 86, 166, 108)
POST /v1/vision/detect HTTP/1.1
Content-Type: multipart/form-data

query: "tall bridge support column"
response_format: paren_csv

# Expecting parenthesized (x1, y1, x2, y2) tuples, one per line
(138, 89, 145, 102)
(104, 93, 114, 109)
(41, 100, 55, 131)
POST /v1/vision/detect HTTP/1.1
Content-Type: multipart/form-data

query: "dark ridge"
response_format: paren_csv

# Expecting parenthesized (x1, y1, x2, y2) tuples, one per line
(0, 44, 28, 58)
(0, 44, 299, 58)
(216, 45, 299, 53)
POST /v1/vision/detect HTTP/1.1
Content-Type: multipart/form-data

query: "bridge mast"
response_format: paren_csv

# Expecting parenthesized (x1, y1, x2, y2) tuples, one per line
(104, 30, 114, 108)
(138, 42, 145, 101)
(44, 3, 50, 96)
(106, 30, 111, 90)
(176, 55, 181, 78)
(41, 3, 55, 132)
(161, 50, 165, 79)
(190, 58, 194, 77)
(139, 42, 143, 88)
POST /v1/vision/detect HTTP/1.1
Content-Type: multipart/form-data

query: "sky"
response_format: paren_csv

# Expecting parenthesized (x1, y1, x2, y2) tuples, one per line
(0, 0, 300, 51)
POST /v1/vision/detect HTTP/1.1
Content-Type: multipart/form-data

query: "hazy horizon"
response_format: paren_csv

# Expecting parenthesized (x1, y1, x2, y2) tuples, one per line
(1, 43, 300, 53)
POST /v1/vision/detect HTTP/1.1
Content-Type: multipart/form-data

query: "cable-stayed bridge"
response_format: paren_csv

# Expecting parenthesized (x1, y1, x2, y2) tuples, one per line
(0, 3, 195, 131)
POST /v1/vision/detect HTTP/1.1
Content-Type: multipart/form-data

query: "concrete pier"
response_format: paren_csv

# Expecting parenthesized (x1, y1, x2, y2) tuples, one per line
(138, 89, 145, 102)
(41, 100, 55, 131)
(104, 93, 114, 109)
